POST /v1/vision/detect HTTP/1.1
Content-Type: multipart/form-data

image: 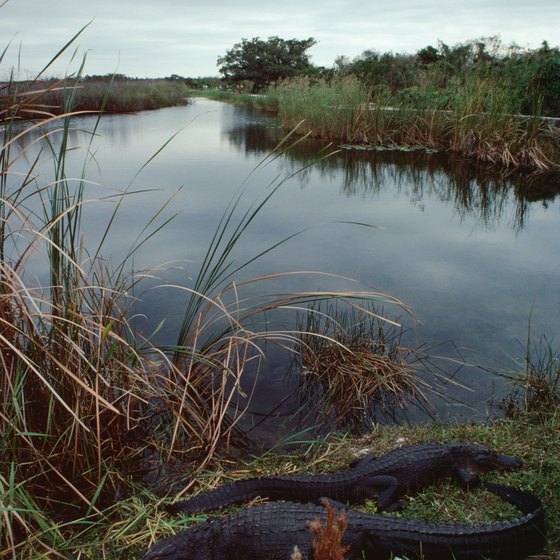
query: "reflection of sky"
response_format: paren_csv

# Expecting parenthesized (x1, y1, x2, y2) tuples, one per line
(10, 98, 560, 427)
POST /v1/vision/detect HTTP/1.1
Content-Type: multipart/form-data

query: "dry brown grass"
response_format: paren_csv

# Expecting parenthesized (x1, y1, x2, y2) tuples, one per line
(298, 303, 431, 428)
(302, 341, 421, 422)
(308, 499, 350, 560)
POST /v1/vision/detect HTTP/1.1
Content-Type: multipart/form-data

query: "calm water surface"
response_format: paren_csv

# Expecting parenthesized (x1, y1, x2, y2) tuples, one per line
(11, 98, 560, 441)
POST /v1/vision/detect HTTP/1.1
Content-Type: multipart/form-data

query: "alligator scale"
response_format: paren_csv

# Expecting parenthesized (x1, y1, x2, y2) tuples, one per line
(167, 442, 522, 514)
(140, 482, 545, 560)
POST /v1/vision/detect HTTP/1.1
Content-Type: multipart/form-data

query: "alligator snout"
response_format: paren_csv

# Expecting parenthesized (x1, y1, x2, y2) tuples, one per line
(494, 454, 523, 470)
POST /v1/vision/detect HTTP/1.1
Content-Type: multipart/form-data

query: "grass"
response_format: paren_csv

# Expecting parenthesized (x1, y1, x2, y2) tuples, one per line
(499, 335, 560, 420)
(1, 342, 558, 559)
(257, 75, 560, 170)
(28, 403, 555, 560)
(296, 302, 432, 429)
(1, 77, 190, 121)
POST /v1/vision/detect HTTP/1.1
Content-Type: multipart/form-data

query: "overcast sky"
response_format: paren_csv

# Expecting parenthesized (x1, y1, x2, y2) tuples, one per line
(1, 0, 558, 79)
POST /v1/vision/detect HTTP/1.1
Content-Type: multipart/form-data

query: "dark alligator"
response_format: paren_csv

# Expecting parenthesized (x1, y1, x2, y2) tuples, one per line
(167, 442, 521, 514)
(140, 482, 546, 560)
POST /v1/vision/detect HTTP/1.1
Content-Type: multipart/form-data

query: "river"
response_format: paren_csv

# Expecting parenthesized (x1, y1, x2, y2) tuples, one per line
(9, 97, 560, 443)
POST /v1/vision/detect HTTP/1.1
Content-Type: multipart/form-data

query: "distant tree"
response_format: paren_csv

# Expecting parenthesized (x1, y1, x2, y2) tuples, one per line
(416, 45, 441, 65)
(346, 49, 417, 90)
(217, 36, 316, 92)
(333, 55, 351, 74)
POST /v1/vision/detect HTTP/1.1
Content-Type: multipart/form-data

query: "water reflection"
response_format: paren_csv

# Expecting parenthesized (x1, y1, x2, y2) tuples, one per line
(222, 110, 560, 232)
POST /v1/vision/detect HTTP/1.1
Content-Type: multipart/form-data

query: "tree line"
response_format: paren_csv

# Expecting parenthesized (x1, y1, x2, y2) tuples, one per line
(214, 36, 560, 116)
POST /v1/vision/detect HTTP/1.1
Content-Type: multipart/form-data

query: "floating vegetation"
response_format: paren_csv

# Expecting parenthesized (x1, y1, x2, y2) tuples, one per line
(339, 143, 440, 153)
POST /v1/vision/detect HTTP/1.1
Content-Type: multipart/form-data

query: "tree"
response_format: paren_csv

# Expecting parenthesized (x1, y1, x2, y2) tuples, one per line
(416, 45, 441, 66)
(217, 36, 316, 92)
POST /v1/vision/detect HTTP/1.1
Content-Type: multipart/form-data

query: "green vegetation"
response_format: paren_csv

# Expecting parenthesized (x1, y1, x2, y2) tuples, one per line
(217, 36, 316, 92)
(205, 36, 560, 170)
(263, 74, 560, 170)
(6, 398, 552, 559)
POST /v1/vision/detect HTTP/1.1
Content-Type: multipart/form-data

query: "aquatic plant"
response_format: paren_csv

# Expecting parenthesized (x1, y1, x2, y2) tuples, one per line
(265, 75, 560, 170)
(296, 302, 432, 429)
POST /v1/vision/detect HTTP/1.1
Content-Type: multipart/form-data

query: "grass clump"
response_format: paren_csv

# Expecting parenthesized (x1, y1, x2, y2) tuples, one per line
(297, 303, 432, 429)
(500, 335, 560, 420)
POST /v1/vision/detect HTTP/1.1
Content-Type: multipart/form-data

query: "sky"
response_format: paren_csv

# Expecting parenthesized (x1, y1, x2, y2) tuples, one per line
(1, 0, 558, 79)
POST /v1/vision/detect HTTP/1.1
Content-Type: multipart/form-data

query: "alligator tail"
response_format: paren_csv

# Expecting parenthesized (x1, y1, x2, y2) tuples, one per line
(166, 477, 324, 514)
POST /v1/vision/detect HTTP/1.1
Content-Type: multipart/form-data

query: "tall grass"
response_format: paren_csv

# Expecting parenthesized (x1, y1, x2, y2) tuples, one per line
(2, 78, 190, 120)
(266, 75, 560, 170)
(0, 43, 173, 556)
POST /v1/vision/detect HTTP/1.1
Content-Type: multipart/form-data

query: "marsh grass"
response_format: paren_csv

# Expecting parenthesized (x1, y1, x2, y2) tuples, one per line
(0, 41, 181, 556)
(2, 77, 190, 121)
(499, 335, 560, 421)
(266, 75, 560, 170)
(297, 303, 432, 428)
(3, 408, 554, 560)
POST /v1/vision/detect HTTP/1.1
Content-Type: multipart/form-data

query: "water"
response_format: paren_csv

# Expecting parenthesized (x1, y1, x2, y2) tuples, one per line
(8, 98, 560, 441)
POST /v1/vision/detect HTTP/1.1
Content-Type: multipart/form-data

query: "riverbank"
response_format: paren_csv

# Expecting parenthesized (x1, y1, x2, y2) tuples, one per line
(1, 76, 190, 121)
(190, 77, 560, 171)
(2, 409, 557, 559)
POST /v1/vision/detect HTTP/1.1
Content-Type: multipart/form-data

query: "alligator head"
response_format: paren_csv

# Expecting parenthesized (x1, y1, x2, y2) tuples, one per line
(448, 443, 522, 485)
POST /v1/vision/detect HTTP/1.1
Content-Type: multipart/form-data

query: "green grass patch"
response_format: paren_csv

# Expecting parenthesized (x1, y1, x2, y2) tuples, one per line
(17, 410, 555, 560)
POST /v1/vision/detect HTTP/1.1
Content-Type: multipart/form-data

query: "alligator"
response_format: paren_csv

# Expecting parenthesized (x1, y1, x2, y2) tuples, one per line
(140, 482, 546, 560)
(166, 442, 522, 514)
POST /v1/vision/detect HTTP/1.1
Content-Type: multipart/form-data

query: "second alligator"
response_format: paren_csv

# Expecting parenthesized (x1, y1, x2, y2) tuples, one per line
(167, 442, 521, 514)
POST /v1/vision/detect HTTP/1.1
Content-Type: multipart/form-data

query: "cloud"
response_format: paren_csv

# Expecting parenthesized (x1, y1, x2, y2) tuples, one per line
(1, 0, 558, 78)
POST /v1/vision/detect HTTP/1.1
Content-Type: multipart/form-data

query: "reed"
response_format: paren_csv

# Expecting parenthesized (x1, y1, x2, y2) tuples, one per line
(0, 40, 176, 556)
(2, 77, 190, 121)
(267, 75, 560, 170)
